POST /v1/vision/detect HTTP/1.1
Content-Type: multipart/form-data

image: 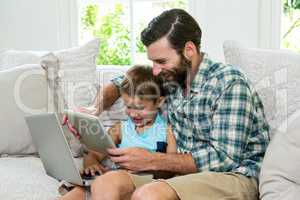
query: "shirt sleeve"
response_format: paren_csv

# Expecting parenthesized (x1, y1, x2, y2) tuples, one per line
(191, 79, 269, 177)
(111, 75, 125, 89)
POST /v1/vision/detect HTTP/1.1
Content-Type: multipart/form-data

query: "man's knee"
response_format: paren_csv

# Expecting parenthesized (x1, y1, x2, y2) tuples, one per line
(131, 181, 179, 200)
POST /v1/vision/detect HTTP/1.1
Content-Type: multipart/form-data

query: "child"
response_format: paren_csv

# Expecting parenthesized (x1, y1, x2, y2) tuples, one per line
(59, 65, 176, 200)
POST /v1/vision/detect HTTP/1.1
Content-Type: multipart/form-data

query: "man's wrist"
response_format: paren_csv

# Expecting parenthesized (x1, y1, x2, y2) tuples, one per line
(148, 152, 198, 174)
(149, 152, 163, 171)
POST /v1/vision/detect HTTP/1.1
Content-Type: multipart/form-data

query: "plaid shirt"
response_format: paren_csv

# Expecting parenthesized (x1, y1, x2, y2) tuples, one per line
(112, 54, 270, 179)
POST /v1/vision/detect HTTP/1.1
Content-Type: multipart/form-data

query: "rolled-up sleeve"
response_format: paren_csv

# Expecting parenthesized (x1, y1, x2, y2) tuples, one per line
(111, 75, 125, 89)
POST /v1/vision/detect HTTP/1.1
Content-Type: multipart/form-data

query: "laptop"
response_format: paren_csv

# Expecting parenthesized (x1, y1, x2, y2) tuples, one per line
(25, 113, 98, 186)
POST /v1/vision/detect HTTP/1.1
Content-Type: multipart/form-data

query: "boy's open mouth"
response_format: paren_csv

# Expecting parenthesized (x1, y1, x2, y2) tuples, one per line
(132, 118, 143, 124)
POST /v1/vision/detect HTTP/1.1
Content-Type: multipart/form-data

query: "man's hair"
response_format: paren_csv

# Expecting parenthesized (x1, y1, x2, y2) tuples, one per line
(120, 65, 164, 101)
(141, 9, 202, 54)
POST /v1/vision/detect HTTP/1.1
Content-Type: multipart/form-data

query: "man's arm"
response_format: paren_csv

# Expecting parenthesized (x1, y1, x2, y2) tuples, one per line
(151, 152, 198, 174)
(107, 148, 198, 175)
(93, 83, 121, 115)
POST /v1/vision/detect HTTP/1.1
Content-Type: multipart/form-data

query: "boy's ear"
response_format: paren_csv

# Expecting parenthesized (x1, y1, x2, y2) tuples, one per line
(156, 96, 165, 108)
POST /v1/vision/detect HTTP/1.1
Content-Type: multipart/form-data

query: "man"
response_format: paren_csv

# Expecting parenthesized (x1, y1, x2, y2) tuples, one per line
(82, 9, 269, 200)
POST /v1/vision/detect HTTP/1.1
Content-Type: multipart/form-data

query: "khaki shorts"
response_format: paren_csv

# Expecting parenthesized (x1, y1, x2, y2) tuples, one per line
(130, 172, 258, 200)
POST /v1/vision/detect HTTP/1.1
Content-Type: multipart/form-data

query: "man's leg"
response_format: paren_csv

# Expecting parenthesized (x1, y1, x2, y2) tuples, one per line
(59, 186, 85, 200)
(132, 172, 258, 200)
(91, 170, 135, 200)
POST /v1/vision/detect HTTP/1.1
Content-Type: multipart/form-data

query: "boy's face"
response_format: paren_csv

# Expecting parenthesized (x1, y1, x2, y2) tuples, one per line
(121, 93, 162, 127)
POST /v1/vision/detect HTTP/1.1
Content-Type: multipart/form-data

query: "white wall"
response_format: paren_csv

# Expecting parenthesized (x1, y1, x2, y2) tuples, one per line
(189, 0, 281, 62)
(0, 0, 280, 61)
(0, 0, 77, 51)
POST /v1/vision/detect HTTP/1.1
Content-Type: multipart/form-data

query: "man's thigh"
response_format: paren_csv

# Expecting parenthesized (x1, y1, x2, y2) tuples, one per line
(161, 172, 258, 200)
(130, 172, 258, 200)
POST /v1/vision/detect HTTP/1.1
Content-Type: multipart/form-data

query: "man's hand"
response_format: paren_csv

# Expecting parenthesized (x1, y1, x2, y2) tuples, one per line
(109, 147, 198, 175)
(107, 147, 155, 172)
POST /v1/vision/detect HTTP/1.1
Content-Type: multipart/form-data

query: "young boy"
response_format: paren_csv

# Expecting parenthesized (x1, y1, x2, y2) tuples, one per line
(60, 65, 176, 200)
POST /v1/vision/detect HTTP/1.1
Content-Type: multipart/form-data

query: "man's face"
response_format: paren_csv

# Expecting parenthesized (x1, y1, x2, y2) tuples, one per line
(147, 37, 191, 85)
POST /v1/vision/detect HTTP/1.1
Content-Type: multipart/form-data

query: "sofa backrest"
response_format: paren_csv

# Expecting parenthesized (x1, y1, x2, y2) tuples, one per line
(223, 40, 300, 138)
(95, 65, 130, 128)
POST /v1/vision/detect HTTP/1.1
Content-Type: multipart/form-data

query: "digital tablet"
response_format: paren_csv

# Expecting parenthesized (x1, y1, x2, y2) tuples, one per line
(64, 109, 116, 155)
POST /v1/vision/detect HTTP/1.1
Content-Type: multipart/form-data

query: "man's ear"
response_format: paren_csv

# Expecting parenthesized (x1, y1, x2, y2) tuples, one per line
(156, 96, 165, 108)
(183, 41, 197, 60)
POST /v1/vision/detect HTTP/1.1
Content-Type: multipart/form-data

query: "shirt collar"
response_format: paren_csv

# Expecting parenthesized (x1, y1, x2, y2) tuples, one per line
(190, 52, 213, 93)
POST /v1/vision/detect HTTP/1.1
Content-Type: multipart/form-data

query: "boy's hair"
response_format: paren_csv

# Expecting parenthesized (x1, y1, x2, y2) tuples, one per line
(120, 65, 164, 102)
(141, 9, 202, 55)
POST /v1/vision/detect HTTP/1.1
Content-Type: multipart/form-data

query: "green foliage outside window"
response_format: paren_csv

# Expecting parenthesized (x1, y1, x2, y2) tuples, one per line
(282, 0, 300, 53)
(81, 4, 131, 65)
(81, 1, 186, 65)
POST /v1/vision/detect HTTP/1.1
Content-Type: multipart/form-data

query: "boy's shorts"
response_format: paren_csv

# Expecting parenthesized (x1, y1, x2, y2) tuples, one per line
(129, 172, 258, 200)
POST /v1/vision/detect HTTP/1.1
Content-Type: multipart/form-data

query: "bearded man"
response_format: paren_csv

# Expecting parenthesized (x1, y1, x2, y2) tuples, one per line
(63, 9, 270, 200)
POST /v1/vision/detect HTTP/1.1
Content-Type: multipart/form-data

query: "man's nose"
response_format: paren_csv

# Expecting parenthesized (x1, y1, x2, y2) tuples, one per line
(153, 64, 162, 76)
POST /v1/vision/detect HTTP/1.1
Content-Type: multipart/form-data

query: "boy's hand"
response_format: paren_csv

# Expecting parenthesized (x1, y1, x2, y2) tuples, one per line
(62, 114, 81, 140)
(80, 163, 110, 176)
(75, 106, 99, 116)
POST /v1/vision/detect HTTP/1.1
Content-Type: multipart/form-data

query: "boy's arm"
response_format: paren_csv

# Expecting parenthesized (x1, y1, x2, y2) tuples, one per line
(154, 125, 177, 179)
(107, 122, 122, 145)
(83, 150, 105, 168)
(82, 150, 108, 175)
(166, 125, 177, 154)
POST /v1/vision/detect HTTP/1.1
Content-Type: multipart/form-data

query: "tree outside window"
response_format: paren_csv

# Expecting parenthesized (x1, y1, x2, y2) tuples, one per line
(79, 0, 187, 66)
(282, 0, 300, 53)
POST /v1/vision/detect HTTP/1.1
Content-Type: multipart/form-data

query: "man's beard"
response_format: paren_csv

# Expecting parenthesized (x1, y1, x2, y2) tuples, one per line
(161, 55, 191, 89)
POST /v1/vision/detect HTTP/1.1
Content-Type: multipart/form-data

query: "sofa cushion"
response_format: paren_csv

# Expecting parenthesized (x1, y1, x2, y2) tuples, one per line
(0, 39, 100, 156)
(223, 41, 300, 137)
(0, 156, 60, 200)
(0, 50, 47, 71)
(41, 39, 100, 111)
(259, 111, 300, 200)
(0, 64, 47, 155)
(40, 39, 100, 157)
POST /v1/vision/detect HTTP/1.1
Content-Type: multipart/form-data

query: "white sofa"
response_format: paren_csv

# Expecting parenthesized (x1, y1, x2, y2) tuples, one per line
(0, 41, 129, 200)
(0, 66, 129, 200)
(0, 41, 299, 199)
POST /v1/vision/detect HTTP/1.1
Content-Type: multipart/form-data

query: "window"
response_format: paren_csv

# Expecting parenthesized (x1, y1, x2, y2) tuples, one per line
(281, 0, 300, 53)
(78, 0, 188, 65)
